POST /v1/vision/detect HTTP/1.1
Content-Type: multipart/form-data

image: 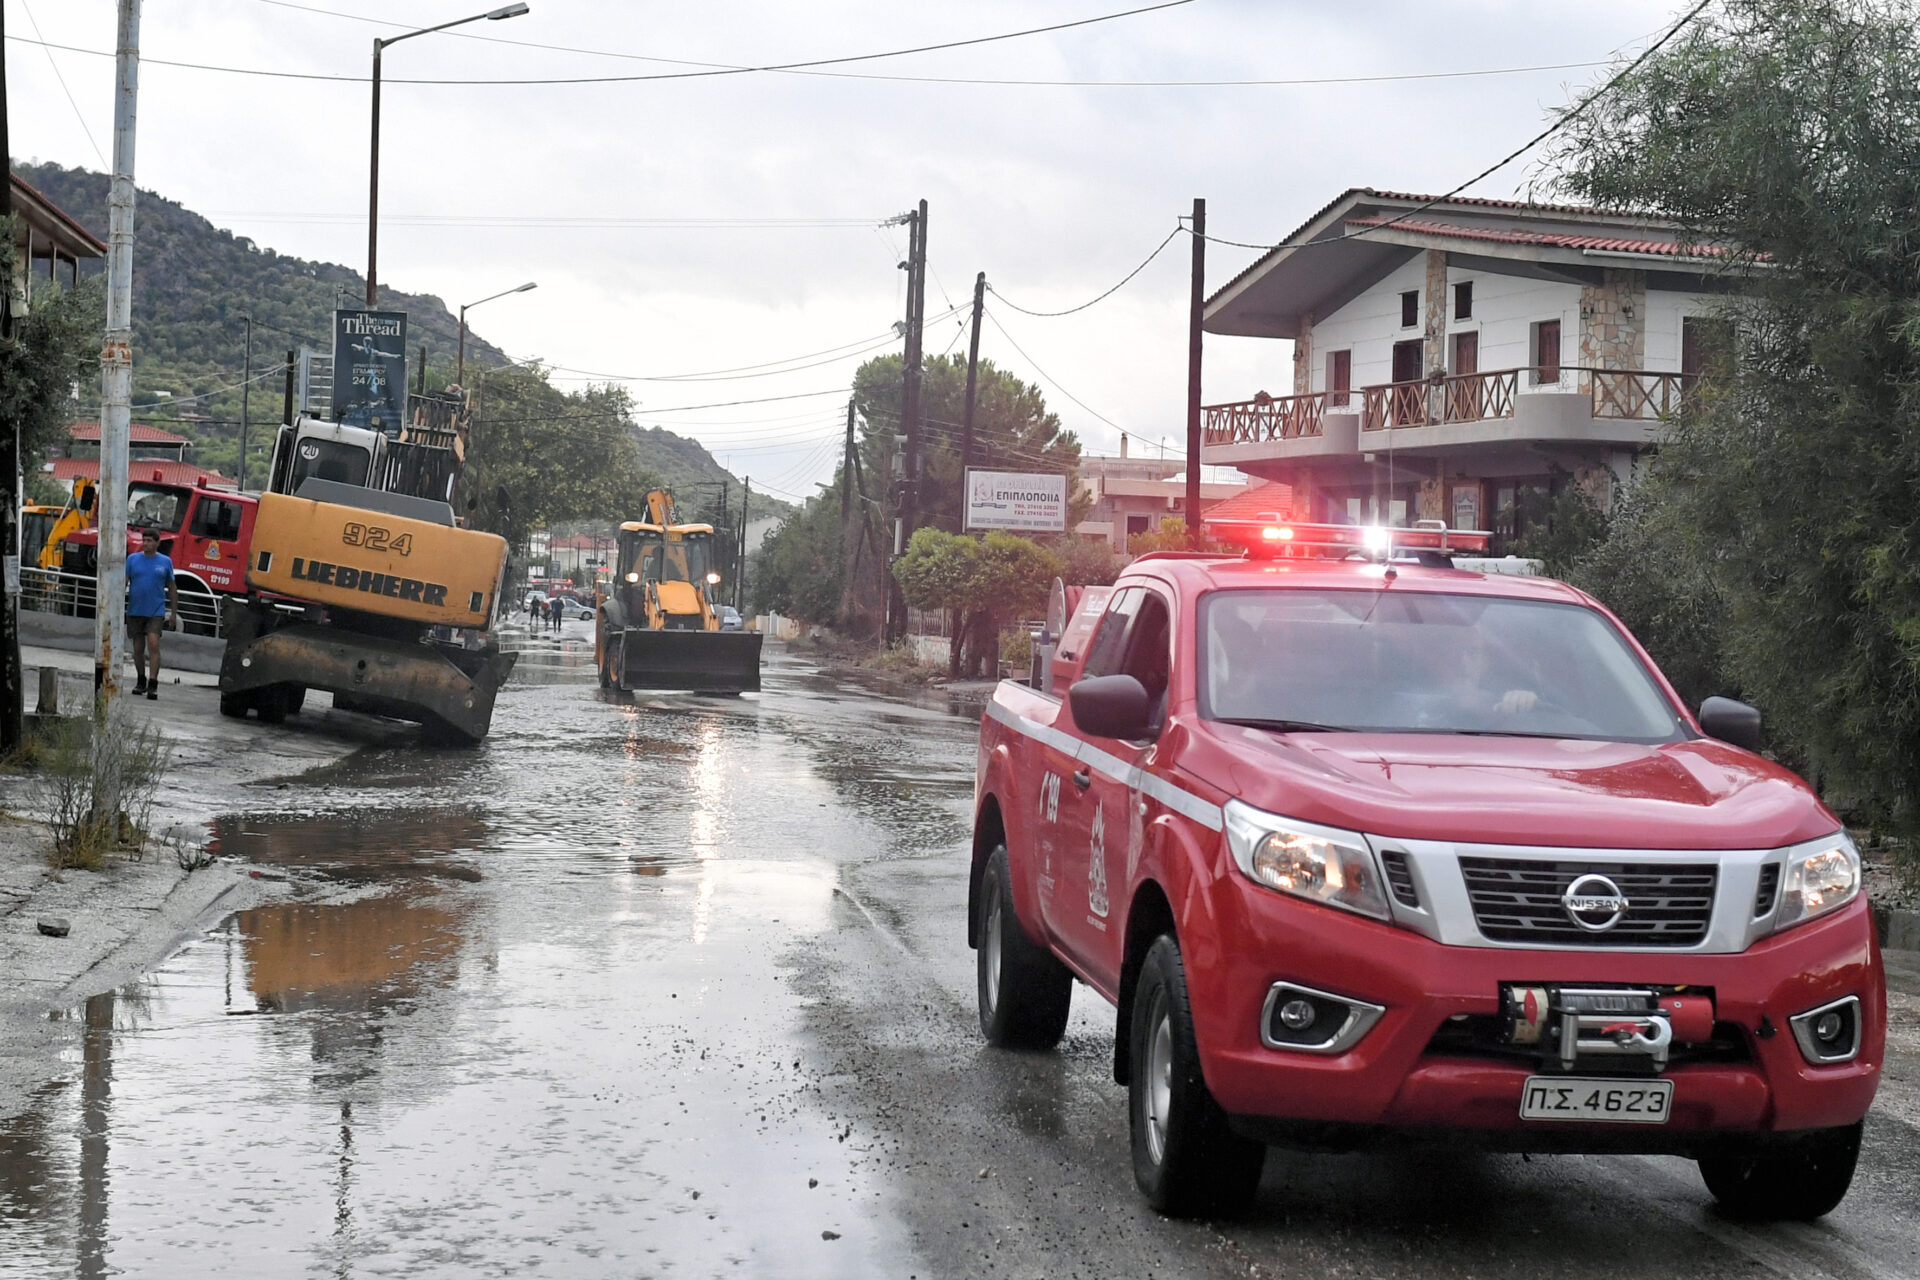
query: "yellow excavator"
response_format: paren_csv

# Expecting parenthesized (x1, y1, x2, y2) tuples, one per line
(25, 477, 96, 569)
(595, 488, 762, 694)
(217, 403, 516, 742)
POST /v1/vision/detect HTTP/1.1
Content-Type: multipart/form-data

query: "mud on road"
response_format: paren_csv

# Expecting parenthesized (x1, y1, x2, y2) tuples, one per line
(2, 632, 1918, 1279)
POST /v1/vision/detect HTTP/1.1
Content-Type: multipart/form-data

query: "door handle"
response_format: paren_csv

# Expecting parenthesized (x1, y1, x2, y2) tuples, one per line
(1071, 769, 1092, 791)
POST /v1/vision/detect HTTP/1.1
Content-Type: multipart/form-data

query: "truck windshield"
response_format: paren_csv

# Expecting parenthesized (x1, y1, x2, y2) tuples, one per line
(290, 438, 373, 488)
(1200, 590, 1686, 742)
(128, 484, 188, 532)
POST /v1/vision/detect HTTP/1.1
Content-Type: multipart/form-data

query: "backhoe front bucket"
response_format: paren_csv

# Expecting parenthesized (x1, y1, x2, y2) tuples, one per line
(615, 628, 763, 694)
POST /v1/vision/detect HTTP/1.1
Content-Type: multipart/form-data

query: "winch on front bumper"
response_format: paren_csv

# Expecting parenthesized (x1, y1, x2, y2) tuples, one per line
(1496, 984, 1717, 1075)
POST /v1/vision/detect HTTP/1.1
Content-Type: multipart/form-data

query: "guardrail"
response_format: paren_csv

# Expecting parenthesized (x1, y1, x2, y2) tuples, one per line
(18, 565, 228, 638)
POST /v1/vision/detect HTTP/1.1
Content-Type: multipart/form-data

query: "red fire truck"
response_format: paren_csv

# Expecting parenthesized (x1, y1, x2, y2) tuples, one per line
(57, 469, 257, 633)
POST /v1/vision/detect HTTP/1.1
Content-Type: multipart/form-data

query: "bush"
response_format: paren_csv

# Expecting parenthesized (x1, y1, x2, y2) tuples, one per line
(26, 703, 172, 872)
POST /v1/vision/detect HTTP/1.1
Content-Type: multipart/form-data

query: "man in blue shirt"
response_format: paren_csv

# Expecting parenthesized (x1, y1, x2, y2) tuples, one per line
(126, 528, 177, 700)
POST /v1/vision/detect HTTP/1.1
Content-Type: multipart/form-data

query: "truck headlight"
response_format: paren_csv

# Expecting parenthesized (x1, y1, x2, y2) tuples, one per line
(1223, 801, 1390, 922)
(1769, 832, 1861, 933)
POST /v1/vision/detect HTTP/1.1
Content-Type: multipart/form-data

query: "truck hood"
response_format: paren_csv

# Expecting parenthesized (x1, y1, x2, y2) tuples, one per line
(1208, 727, 1837, 850)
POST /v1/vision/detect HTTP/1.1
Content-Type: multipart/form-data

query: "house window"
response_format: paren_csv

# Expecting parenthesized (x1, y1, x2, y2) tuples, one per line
(1531, 319, 1562, 385)
(1400, 291, 1419, 328)
(1126, 514, 1151, 539)
(1391, 339, 1424, 385)
(1681, 315, 1734, 382)
(1325, 349, 1351, 406)
(1454, 281, 1473, 320)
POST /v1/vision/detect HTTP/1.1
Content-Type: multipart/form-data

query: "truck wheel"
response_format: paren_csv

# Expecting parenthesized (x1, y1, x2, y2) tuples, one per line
(256, 685, 289, 725)
(219, 693, 248, 719)
(977, 845, 1072, 1050)
(1698, 1122, 1862, 1220)
(285, 685, 307, 715)
(1129, 935, 1265, 1218)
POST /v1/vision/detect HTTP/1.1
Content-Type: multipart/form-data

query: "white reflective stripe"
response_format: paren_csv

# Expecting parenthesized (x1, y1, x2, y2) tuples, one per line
(983, 699, 1225, 832)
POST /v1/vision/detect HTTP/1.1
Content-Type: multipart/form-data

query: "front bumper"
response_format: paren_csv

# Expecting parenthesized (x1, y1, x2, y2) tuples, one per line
(1188, 883, 1883, 1145)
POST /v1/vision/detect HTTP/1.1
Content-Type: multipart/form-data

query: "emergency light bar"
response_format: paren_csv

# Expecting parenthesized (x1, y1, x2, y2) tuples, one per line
(1211, 518, 1493, 560)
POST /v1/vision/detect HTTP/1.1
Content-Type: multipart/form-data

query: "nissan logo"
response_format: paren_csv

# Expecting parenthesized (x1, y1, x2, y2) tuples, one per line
(1562, 873, 1629, 932)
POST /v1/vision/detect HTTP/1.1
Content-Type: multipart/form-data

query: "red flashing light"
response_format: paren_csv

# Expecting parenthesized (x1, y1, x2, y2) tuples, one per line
(151, 468, 163, 482)
(1261, 525, 1294, 542)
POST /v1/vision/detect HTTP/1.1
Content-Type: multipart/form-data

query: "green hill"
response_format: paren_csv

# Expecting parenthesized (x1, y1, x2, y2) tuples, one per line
(14, 161, 781, 511)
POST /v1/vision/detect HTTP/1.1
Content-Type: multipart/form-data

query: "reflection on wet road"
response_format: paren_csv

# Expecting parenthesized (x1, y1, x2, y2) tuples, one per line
(2, 645, 1918, 1278)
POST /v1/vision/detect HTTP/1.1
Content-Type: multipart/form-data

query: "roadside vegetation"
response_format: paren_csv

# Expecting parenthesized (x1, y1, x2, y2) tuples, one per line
(1537, 0, 1920, 867)
(14, 704, 171, 873)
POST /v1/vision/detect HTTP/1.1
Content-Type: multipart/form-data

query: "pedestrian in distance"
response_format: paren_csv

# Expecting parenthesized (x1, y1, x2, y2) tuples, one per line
(549, 596, 563, 632)
(127, 527, 177, 700)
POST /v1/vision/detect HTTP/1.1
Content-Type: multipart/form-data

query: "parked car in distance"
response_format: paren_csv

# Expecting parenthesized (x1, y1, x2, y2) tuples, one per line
(718, 605, 744, 632)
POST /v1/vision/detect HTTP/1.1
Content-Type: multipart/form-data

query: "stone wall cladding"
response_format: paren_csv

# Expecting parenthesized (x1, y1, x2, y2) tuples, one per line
(1292, 315, 1313, 397)
(1424, 250, 1449, 375)
(1579, 268, 1647, 389)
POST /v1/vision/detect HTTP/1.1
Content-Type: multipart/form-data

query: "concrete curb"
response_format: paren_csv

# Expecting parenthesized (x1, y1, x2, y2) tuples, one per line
(20, 609, 226, 674)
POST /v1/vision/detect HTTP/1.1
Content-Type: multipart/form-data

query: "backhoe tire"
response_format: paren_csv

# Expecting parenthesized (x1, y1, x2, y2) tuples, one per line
(976, 845, 1072, 1050)
(1129, 934, 1265, 1218)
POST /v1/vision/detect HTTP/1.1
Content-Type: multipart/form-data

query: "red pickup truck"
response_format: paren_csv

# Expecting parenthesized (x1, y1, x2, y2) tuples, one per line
(970, 520, 1881, 1219)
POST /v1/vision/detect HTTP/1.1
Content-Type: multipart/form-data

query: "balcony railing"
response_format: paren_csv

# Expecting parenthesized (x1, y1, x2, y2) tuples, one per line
(1205, 367, 1701, 448)
(1202, 391, 1328, 445)
(1590, 369, 1690, 421)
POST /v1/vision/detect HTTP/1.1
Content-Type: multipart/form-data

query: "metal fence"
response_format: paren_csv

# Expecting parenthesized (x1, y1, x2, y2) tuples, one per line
(18, 566, 228, 638)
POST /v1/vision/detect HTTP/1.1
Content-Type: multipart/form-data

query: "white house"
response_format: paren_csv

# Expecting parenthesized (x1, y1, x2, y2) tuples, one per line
(1202, 189, 1733, 543)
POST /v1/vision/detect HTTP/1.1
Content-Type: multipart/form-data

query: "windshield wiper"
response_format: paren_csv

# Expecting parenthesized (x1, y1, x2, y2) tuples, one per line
(1216, 716, 1353, 734)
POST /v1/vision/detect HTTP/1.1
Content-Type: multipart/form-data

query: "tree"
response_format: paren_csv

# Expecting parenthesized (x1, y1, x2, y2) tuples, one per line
(0, 223, 104, 468)
(853, 353, 1084, 537)
(751, 474, 850, 626)
(1552, 0, 1920, 823)
(463, 367, 659, 556)
(893, 528, 1061, 677)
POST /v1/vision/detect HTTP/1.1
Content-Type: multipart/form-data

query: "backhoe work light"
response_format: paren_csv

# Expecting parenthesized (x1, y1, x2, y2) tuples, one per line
(626, 572, 640, 583)
(706, 572, 722, 585)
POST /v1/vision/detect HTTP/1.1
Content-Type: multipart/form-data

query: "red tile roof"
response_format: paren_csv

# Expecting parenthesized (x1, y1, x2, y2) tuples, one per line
(68, 421, 192, 445)
(1199, 480, 1295, 526)
(49, 459, 236, 489)
(1341, 215, 1726, 259)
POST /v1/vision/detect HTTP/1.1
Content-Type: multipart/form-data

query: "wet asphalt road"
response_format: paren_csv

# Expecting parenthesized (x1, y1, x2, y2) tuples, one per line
(3, 623, 1919, 1279)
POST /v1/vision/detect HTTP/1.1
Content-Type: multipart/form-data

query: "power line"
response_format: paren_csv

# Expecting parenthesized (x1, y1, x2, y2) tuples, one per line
(5, 1, 1194, 87)
(987, 225, 1182, 317)
(235, 6, 1619, 89)
(1192, 1, 1715, 256)
(979, 306, 1127, 434)
(18, 0, 107, 168)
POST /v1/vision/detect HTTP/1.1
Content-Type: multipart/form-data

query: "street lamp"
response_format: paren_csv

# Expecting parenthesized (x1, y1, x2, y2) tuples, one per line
(459, 281, 536, 384)
(366, 3, 531, 307)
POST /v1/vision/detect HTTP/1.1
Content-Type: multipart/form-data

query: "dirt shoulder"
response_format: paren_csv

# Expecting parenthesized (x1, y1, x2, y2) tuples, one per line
(0, 645, 410, 1119)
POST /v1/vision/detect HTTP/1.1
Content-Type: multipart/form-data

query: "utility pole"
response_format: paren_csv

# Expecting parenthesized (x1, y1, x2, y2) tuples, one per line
(239, 315, 252, 490)
(736, 478, 750, 613)
(97, 0, 141, 706)
(960, 270, 985, 486)
(281, 348, 295, 427)
(889, 199, 927, 641)
(0, 0, 21, 751)
(1185, 197, 1206, 550)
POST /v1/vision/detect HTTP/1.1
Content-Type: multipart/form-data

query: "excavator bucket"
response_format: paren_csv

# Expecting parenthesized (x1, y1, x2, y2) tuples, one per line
(614, 628, 764, 694)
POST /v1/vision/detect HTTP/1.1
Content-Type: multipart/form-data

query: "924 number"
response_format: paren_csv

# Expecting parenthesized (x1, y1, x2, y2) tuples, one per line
(341, 522, 413, 556)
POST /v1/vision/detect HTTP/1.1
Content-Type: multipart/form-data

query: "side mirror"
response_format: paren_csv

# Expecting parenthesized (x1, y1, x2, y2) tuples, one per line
(1699, 696, 1762, 752)
(1069, 674, 1155, 740)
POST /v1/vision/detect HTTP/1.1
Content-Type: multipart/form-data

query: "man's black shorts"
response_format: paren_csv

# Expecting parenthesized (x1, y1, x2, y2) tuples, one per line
(126, 613, 164, 639)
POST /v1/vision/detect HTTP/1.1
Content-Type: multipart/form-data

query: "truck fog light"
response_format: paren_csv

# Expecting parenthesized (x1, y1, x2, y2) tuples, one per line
(1278, 998, 1316, 1031)
(1260, 981, 1385, 1055)
(1789, 995, 1862, 1065)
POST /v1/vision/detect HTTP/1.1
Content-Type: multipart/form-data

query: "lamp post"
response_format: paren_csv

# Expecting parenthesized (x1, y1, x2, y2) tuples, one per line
(458, 281, 536, 384)
(367, 3, 530, 308)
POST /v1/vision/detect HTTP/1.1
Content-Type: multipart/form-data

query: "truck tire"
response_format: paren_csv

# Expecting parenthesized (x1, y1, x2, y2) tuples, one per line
(285, 685, 307, 715)
(1697, 1122, 1862, 1220)
(1129, 934, 1265, 1218)
(219, 693, 248, 719)
(256, 684, 290, 725)
(976, 845, 1072, 1050)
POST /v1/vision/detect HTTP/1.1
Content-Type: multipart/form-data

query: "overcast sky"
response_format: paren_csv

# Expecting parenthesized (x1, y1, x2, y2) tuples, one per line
(9, 0, 1683, 504)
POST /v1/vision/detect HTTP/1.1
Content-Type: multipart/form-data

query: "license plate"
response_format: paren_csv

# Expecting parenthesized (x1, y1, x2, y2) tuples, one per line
(1520, 1077, 1672, 1123)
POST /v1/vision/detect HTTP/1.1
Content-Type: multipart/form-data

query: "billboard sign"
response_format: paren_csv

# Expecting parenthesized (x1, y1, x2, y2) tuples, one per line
(331, 309, 408, 435)
(964, 469, 1067, 532)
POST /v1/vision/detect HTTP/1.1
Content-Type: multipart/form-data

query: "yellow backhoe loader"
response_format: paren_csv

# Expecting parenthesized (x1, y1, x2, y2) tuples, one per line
(595, 489, 762, 694)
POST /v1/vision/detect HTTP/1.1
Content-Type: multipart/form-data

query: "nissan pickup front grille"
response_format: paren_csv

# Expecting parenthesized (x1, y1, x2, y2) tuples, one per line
(1457, 857, 1717, 947)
